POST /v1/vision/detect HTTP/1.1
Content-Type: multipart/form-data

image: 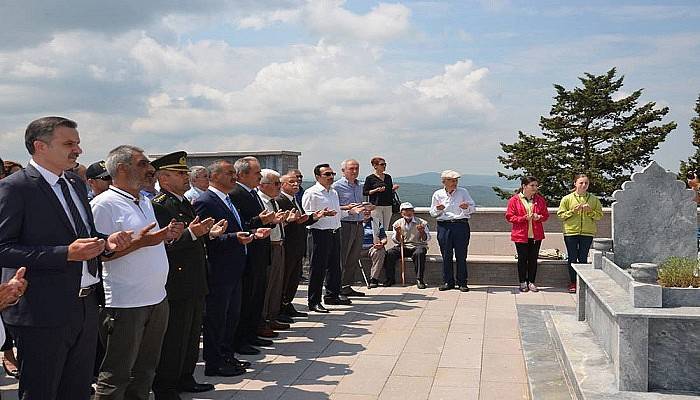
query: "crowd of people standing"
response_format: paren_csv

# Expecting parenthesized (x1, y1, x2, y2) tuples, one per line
(0, 116, 603, 400)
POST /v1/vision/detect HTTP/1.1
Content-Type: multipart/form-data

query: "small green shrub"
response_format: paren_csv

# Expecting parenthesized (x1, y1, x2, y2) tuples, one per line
(658, 257, 700, 288)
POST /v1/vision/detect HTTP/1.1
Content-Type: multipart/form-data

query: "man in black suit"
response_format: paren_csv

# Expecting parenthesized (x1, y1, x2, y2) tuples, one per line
(193, 160, 264, 376)
(276, 172, 325, 319)
(0, 116, 132, 400)
(229, 156, 281, 354)
(150, 152, 228, 399)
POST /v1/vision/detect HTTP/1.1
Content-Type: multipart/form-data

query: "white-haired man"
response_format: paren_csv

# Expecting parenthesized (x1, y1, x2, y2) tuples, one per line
(184, 166, 209, 203)
(429, 170, 475, 292)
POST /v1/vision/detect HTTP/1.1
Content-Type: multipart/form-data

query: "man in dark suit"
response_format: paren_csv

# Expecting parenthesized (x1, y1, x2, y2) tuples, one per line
(229, 156, 281, 354)
(193, 160, 263, 376)
(150, 152, 228, 399)
(276, 172, 325, 319)
(0, 116, 131, 400)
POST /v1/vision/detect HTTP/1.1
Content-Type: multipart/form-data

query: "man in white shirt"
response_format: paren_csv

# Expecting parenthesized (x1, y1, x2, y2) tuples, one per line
(92, 145, 184, 400)
(302, 164, 349, 313)
(429, 170, 476, 292)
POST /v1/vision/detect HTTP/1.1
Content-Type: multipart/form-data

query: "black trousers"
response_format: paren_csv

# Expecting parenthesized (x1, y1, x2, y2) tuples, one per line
(308, 229, 341, 306)
(515, 239, 541, 283)
(385, 246, 428, 283)
(234, 259, 268, 348)
(9, 292, 98, 400)
(153, 296, 205, 392)
(204, 283, 240, 368)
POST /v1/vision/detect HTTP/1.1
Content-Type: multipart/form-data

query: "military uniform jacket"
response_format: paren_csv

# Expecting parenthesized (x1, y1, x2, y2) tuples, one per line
(152, 190, 208, 300)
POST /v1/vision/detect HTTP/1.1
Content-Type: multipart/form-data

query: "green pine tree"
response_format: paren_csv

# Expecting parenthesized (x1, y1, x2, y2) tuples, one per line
(679, 93, 700, 180)
(494, 68, 677, 205)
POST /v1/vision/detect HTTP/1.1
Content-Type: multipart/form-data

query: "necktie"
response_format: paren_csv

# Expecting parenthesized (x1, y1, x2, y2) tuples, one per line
(225, 196, 247, 255)
(224, 196, 243, 229)
(57, 178, 98, 277)
(250, 189, 264, 210)
(271, 199, 285, 240)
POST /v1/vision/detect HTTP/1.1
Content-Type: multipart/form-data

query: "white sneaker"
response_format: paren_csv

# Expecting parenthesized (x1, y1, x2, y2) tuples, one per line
(528, 283, 539, 292)
(519, 282, 529, 292)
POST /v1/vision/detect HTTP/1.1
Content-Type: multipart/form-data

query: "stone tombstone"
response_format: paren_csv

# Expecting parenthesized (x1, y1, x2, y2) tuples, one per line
(611, 161, 697, 269)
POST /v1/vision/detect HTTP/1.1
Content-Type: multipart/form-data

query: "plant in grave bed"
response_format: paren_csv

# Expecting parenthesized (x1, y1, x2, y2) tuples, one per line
(657, 257, 700, 288)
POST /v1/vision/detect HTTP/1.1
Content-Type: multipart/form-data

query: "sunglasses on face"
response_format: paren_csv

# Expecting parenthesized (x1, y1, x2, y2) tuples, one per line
(377, 163, 387, 166)
(321, 172, 336, 177)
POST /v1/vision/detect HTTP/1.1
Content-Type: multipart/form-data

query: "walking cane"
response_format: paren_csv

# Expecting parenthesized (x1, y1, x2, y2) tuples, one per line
(399, 230, 406, 286)
(358, 259, 370, 289)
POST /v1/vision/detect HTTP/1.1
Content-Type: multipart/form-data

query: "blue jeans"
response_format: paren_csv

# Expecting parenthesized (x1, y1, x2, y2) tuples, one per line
(436, 220, 470, 286)
(564, 235, 594, 284)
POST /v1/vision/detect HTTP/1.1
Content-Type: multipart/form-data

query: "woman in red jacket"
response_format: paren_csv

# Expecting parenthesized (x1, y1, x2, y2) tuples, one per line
(505, 176, 549, 292)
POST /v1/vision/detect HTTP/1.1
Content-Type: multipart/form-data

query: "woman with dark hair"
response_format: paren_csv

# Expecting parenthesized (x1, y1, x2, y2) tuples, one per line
(505, 176, 549, 292)
(557, 174, 603, 293)
(363, 156, 399, 230)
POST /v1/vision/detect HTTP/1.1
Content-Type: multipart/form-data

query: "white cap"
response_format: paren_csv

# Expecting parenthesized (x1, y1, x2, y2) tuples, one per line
(399, 202, 414, 210)
(440, 170, 461, 179)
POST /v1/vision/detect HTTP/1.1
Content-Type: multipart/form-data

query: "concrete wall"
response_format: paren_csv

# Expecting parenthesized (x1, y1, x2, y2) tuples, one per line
(406, 207, 613, 237)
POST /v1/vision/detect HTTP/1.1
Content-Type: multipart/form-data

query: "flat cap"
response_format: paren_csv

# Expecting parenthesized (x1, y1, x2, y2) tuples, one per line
(399, 202, 415, 210)
(440, 169, 461, 179)
(151, 151, 190, 172)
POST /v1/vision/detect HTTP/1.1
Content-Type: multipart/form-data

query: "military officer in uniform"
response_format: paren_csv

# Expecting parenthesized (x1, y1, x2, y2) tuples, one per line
(150, 152, 228, 400)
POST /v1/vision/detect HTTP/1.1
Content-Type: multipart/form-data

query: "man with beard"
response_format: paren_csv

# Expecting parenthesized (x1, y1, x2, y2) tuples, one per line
(92, 145, 185, 400)
(0, 117, 132, 399)
(150, 152, 228, 399)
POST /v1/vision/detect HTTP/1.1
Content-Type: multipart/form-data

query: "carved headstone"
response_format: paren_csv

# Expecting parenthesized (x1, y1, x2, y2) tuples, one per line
(611, 161, 696, 268)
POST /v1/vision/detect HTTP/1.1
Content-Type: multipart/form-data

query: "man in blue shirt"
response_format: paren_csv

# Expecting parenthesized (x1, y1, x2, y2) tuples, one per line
(360, 209, 387, 288)
(332, 159, 369, 297)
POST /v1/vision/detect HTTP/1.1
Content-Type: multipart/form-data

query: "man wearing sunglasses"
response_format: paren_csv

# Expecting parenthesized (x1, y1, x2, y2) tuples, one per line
(301, 164, 347, 313)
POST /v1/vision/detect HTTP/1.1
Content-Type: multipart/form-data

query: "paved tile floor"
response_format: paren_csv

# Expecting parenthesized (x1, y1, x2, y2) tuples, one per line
(0, 284, 576, 400)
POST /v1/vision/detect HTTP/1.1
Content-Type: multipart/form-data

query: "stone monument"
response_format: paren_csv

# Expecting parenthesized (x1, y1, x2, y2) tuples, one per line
(611, 161, 696, 269)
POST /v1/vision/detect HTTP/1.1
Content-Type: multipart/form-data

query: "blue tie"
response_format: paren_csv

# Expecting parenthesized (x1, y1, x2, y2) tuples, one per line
(224, 196, 243, 228)
(225, 196, 247, 254)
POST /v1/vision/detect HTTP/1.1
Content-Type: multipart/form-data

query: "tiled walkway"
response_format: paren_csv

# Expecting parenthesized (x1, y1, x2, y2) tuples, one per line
(0, 284, 576, 400)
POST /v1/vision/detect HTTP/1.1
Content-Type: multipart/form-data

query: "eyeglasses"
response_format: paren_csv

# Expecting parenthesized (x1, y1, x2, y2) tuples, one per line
(98, 176, 112, 182)
(321, 172, 337, 177)
(262, 181, 282, 186)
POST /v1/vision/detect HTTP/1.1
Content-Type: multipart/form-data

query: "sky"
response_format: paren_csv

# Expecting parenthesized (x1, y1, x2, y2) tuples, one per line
(1, 0, 699, 177)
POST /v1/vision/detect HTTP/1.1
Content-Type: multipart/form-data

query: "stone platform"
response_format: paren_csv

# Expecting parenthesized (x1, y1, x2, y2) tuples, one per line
(1, 284, 577, 400)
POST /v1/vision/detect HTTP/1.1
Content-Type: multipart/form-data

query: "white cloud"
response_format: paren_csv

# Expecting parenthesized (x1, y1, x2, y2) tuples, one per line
(234, 0, 412, 43)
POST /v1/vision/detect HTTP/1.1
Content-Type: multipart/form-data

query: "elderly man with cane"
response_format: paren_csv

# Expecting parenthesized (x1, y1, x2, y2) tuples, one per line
(384, 202, 430, 288)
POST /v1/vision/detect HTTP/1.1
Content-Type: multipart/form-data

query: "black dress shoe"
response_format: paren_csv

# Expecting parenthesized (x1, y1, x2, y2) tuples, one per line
(178, 382, 215, 393)
(383, 280, 395, 287)
(416, 280, 427, 289)
(324, 296, 352, 305)
(277, 314, 294, 324)
(252, 337, 274, 347)
(235, 344, 261, 355)
(369, 278, 379, 288)
(438, 283, 455, 291)
(308, 303, 329, 313)
(459, 284, 470, 292)
(204, 364, 246, 377)
(341, 287, 366, 297)
(153, 389, 182, 400)
(224, 356, 252, 368)
(284, 304, 308, 317)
